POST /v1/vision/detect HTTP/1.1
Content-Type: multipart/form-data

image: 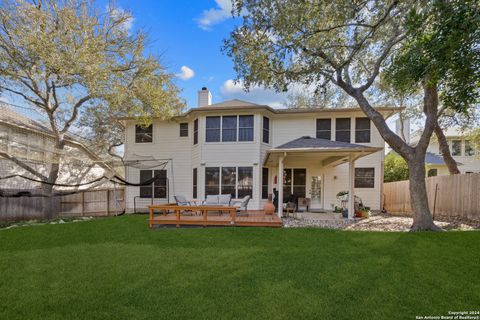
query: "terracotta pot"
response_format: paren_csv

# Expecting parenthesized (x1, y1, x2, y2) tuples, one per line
(264, 194, 275, 215)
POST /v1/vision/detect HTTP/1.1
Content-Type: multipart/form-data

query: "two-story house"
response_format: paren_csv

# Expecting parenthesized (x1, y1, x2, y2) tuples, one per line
(122, 88, 400, 217)
(410, 128, 479, 176)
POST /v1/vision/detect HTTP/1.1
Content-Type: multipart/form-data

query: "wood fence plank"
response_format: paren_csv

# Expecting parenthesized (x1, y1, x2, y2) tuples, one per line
(383, 174, 480, 221)
(0, 188, 125, 221)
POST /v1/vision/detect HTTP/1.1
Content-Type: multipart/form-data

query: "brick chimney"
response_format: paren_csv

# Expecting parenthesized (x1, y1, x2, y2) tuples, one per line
(197, 87, 212, 107)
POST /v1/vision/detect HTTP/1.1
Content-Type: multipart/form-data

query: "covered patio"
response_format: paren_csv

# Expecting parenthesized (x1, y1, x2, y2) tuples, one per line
(264, 136, 382, 219)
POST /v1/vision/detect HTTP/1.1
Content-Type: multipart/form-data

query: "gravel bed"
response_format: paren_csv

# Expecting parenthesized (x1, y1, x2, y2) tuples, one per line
(283, 214, 480, 231)
(1, 217, 93, 230)
(283, 217, 355, 229)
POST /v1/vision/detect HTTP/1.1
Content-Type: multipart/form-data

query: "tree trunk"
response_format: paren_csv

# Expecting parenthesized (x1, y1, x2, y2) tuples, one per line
(344, 82, 440, 231)
(398, 112, 407, 143)
(407, 155, 441, 231)
(41, 142, 62, 219)
(41, 183, 54, 220)
(434, 123, 461, 174)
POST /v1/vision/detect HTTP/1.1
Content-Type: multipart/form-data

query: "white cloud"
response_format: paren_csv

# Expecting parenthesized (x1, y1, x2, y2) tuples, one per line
(176, 66, 195, 80)
(197, 0, 233, 30)
(107, 5, 134, 32)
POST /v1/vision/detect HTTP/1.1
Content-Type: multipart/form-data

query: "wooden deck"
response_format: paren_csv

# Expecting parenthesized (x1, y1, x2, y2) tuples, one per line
(148, 204, 282, 228)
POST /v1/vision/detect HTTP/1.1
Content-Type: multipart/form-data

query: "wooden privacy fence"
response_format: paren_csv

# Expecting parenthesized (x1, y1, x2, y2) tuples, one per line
(383, 173, 480, 221)
(0, 189, 61, 221)
(0, 188, 125, 221)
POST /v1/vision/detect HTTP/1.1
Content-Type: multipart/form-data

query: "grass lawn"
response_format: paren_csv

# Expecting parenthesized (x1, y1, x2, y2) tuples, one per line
(0, 215, 479, 320)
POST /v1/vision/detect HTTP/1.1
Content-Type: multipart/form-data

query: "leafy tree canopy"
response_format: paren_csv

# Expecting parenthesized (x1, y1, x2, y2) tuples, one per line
(0, 0, 184, 196)
(385, 0, 480, 112)
(384, 152, 409, 182)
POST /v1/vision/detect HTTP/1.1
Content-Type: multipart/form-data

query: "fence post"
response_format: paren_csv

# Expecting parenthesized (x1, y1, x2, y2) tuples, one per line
(106, 190, 110, 216)
(81, 191, 85, 217)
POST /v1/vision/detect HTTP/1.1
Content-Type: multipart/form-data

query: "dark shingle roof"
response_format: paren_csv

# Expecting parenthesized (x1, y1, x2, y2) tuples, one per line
(425, 152, 445, 165)
(275, 136, 375, 150)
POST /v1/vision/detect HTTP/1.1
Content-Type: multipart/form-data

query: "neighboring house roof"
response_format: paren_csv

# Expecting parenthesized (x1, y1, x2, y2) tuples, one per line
(425, 152, 447, 165)
(425, 152, 463, 166)
(274, 136, 379, 151)
(0, 104, 54, 137)
(410, 128, 467, 144)
(0, 103, 115, 172)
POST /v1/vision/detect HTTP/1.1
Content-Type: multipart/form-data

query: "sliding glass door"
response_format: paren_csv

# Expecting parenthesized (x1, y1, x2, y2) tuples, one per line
(283, 168, 306, 200)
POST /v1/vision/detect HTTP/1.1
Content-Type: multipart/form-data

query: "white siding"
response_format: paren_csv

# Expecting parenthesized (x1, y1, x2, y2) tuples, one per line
(427, 138, 480, 175)
(123, 109, 386, 211)
(124, 119, 192, 211)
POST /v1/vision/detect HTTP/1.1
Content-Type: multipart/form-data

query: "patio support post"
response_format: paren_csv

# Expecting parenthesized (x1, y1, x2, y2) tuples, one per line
(278, 154, 285, 218)
(348, 154, 355, 219)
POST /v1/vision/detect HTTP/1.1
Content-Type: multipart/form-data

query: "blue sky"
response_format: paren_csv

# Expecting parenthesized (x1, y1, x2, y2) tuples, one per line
(98, 0, 291, 109)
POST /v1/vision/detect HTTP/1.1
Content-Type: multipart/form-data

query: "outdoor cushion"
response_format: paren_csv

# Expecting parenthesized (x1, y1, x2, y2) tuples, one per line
(218, 194, 232, 205)
(205, 195, 219, 205)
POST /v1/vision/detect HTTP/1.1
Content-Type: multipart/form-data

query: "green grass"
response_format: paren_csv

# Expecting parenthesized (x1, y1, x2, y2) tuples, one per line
(0, 215, 479, 320)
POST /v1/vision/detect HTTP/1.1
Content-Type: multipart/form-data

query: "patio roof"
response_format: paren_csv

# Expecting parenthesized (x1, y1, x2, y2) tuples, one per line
(264, 136, 383, 167)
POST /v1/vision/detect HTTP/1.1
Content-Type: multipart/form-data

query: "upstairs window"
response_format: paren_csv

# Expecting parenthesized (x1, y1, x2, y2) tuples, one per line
(263, 116, 270, 143)
(193, 119, 198, 145)
(239, 115, 254, 141)
(205, 115, 254, 143)
(135, 124, 153, 143)
(316, 119, 331, 140)
(179, 123, 188, 137)
(206, 116, 221, 142)
(335, 118, 351, 143)
(355, 118, 371, 143)
(355, 168, 375, 188)
(222, 116, 237, 142)
(451, 140, 461, 156)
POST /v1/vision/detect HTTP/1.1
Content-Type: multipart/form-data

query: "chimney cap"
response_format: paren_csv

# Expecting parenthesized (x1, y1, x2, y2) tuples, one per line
(201, 87, 208, 90)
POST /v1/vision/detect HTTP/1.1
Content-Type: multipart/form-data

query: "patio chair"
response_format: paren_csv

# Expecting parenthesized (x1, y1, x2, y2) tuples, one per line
(174, 195, 191, 206)
(285, 201, 297, 219)
(174, 195, 196, 216)
(232, 195, 250, 216)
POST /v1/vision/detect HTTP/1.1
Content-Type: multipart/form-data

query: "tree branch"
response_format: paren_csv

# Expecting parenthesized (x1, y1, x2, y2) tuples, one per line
(61, 95, 91, 134)
(0, 85, 46, 109)
(357, 33, 405, 92)
(0, 152, 47, 180)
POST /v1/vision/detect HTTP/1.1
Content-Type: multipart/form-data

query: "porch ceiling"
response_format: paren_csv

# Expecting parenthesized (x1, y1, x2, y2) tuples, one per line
(263, 136, 382, 167)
